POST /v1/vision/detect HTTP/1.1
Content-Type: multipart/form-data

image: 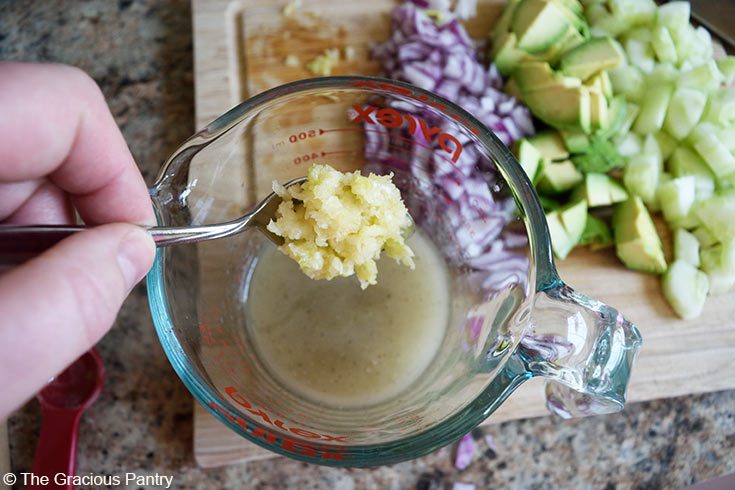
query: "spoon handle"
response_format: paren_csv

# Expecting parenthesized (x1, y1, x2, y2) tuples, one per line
(28, 407, 80, 490)
(0, 223, 241, 264)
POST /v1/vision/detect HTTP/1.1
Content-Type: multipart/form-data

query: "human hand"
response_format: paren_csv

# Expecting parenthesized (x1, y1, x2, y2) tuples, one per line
(0, 62, 157, 420)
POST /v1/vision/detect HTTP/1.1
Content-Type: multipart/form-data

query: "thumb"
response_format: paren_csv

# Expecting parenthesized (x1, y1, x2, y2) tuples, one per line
(0, 223, 155, 420)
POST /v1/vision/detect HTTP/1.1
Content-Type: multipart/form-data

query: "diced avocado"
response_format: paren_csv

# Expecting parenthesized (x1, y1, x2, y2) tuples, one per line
(700, 238, 735, 294)
(661, 260, 709, 319)
(575, 173, 628, 207)
(588, 89, 609, 130)
(491, 32, 527, 76)
(550, 0, 589, 37)
(613, 196, 667, 273)
(512, 0, 572, 54)
(513, 61, 581, 91)
(553, 0, 583, 15)
(694, 191, 735, 244)
(597, 95, 626, 139)
(585, 71, 613, 98)
(578, 214, 614, 249)
(523, 85, 591, 132)
(528, 130, 569, 160)
(537, 159, 584, 194)
(560, 129, 590, 153)
(559, 37, 625, 81)
(546, 199, 588, 259)
(512, 138, 542, 181)
(674, 228, 700, 266)
(554, 27, 587, 61)
(491, 0, 521, 38)
(504, 76, 523, 101)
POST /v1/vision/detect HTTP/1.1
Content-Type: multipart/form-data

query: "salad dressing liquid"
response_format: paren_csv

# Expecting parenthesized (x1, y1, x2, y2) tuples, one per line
(245, 231, 449, 407)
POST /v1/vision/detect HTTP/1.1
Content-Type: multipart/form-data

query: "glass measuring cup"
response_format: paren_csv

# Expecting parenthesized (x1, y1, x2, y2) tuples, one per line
(147, 76, 642, 467)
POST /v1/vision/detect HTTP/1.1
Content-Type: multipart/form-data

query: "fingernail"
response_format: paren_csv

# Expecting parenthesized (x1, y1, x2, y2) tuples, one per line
(117, 228, 156, 290)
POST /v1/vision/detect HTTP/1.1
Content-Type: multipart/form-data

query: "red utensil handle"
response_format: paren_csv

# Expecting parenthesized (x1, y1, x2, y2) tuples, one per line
(28, 407, 81, 490)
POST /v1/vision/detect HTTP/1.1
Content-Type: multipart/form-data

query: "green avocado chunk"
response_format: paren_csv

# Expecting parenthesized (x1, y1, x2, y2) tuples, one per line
(523, 85, 591, 133)
(546, 199, 588, 259)
(537, 159, 583, 194)
(612, 196, 667, 274)
(559, 37, 625, 81)
(511, 0, 572, 54)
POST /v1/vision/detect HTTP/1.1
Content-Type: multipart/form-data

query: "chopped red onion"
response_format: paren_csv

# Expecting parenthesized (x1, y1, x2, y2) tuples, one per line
(454, 432, 476, 470)
(366, 2, 533, 295)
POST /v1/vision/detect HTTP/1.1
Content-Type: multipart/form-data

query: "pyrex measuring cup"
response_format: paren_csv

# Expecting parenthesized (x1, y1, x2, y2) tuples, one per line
(147, 76, 642, 467)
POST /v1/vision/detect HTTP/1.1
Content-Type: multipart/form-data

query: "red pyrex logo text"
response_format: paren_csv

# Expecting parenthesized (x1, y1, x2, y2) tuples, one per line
(351, 105, 464, 163)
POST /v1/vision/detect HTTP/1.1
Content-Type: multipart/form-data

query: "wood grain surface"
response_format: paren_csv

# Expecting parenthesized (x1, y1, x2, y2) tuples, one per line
(191, 0, 735, 468)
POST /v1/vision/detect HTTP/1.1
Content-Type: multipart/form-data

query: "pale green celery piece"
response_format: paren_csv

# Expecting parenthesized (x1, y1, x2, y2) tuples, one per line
(591, 12, 628, 37)
(673, 24, 697, 68)
(717, 56, 735, 85)
(654, 131, 677, 160)
(657, 176, 696, 224)
(692, 226, 718, 248)
(651, 24, 678, 64)
(719, 125, 735, 151)
(674, 228, 700, 266)
(616, 132, 642, 157)
(679, 60, 722, 92)
(703, 89, 735, 128)
(689, 123, 735, 179)
(609, 65, 646, 103)
(642, 133, 662, 161)
(617, 102, 640, 137)
(661, 260, 709, 319)
(657, 1, 690, 32)
(625, 38, 655, 73)
(609, 0, 656, 26)
(633, 84, 673, 135)
(663, 87, 708, 141)
(668, 145, 716, 202)
(646, 62, 679, 86)
(624, 152, 661, 205)
(694, 191, 735, 243)
(700, 238, 735, 294)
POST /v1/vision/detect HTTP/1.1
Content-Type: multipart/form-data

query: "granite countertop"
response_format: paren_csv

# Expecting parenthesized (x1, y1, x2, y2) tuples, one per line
(1, 1, 734, 489)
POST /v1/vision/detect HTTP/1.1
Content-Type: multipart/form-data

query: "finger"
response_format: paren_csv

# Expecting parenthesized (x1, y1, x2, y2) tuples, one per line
(0, 179, 43, 220)
(0, 223, 155, 420)
(0, 62, 155, 226)
(4, 180, 75, 224)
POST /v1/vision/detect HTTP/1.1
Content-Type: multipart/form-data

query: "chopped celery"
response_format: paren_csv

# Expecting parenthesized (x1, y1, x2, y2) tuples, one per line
(689, 123, 735, 179)
(633, 84, 673, 135)
(654, 131, 678, 160)
(657, 1, 690, 33)
(717, 56, 735, 85)
(661, 260, 709, 319)
(625, 38, 655, 73)
(700, 238, 735, 294)
(657, 176, 696, 225)
(624, 152, 661, 205)
(651, 24, 677, 64)
(694, 191, 735, 243)
(668, 146, 716, 202)
(692, 226, 718, 248)
(663, 87, 707, 140)
(616, 132, 642, 157)
(674, 228, 700, 266)
(609, 65, 646, 103)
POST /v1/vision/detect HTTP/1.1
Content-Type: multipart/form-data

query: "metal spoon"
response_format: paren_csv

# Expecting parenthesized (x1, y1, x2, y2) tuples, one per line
(0, 177, 306, 265)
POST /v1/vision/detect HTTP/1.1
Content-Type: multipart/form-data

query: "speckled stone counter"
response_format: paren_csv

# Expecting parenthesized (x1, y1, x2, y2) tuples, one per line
(2, 1, 734, 489)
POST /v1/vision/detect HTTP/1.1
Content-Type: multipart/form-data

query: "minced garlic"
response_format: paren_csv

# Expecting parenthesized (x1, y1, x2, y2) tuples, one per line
(266, 164, 415, 288)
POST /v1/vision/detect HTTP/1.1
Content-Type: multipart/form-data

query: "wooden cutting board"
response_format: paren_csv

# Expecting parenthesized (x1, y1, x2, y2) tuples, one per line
(190, 0, 735, 468)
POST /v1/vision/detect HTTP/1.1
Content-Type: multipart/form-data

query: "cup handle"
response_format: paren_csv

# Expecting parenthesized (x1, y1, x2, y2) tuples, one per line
(518, 281, 643, 418)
